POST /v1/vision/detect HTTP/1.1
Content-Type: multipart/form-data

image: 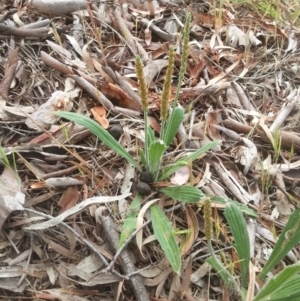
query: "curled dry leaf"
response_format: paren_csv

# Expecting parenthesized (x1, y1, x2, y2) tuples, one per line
(148, 116, 161, 133)
(65, 34, 83, 57)
(136, 199, 159, 255)
(93, 59, 114, 83)
(58, 186, 80, 214)
(91, 106, 109, 129)
(24, 193, 131, 230)
(82, 43, 95, 72)
(227, 24, 262, 48)
(207, 111, 222, 140)
(0, 104, 35, 120)
(46, 40, 72, 59)
(190, 61, 206, 86)
(0, 47, 19, 98)
(0, 167, 25, 229)
(0, 277, 28, 293)
(181, 205, 199, 256)
(231, 137, 258, 175)
(143, 59, 168, 87)
(143, 267, 173, 287)
(101, 82, 142, 111)
(144, 28, 152, 46)
(188, 7, 216, 28)
(170, 165, 190, 186)
(26, 91, 73, 130)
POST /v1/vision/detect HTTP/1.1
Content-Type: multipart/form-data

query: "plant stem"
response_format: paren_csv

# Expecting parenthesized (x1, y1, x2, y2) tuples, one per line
(172, 12, 191, 108)
(144, 111, 150, 169)
(208, 239, 240, 293)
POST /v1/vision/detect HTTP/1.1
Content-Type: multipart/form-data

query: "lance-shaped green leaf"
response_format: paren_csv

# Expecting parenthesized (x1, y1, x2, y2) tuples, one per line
(158, 140, 219, 181)
(254, 263, 300, 301)
(160, 186, 204, 203)
(146, 122, 155, 147)
(118, 194, 141, 249)
(259, 209, 300, 280)
(210, 196, 258, 218)
(148, 140, 166, 179)
(151, 204, 181, 273)
(55, 112, 141, 171)
(144, 120, 155, 168)
(224, 202, 250, 288)
(161, 106, 184, 147)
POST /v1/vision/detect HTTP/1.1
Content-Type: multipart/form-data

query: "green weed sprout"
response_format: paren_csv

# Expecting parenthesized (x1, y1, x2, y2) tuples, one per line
(0, 146, 19, 182)
(56, 13, 219, 273)
(272, 126, 282, 164)
(205, 199, 241, 295)
(204, 195, 300, 300)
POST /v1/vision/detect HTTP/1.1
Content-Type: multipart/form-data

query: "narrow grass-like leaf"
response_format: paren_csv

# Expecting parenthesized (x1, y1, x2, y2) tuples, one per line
(0, 146, 20, 182)
(148, 140, 166, 179)
(259, 209, 300, 280)
(158, 161, 187, 181)
(254, 263, 300, 301)
(147, 123, 155, 146)
(139, 149, 147, 168)
(143, 118, 155, 169)
(158, 140, 219, 181)
(206, 256, 234, 288)
(118, 194, 141, 249)
(224, 202, 250, 288)
(210, 196, 258, 218)
(56, 111, 141, 171)
(0, 146, 10, 167)
(160, 186, 204, 203)
(162, 106, 184, 147)
(151, 204, 181, 273)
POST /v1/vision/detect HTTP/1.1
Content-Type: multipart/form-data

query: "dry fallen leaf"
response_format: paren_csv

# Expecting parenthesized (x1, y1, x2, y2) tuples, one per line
(181, 205, 199, 256)
(101, 82, 142, 111)
(26, 91, 73, 130)
(0, 167, 25, 229)
(0, 47, 19, 98)
(58, 186, 80, 214)
(136, 199, 159, 255)
(91, 106, 109, 129)
(170, 166, 190, 186)
(143, 59, 168, 87)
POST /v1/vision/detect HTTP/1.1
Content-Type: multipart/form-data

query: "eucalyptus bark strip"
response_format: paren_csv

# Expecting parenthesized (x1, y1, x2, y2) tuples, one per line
(0, 24, 48, 38)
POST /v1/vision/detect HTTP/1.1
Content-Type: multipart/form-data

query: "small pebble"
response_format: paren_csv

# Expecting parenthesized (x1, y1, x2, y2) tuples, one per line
(108, 125, 123, 140)
(136, 182, 152, 195)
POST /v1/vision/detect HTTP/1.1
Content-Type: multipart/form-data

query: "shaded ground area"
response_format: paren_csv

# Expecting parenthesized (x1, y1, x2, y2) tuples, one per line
(0, 0, 300, 300)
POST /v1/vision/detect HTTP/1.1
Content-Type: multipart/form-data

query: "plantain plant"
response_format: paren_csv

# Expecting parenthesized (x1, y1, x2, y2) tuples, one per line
(56, 13, 219, 273)
(202, 196, 300, 300)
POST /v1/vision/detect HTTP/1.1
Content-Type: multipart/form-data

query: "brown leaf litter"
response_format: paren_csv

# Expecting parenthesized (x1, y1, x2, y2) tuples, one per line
(0, 0, 300, 300)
